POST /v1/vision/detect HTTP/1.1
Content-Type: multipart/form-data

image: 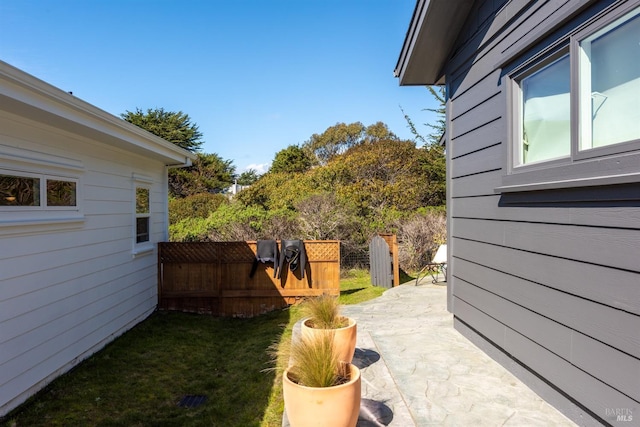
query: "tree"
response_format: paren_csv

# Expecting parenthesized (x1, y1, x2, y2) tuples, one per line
(304, 122, 365, 165)
(235, 171, 316, 211)
(330, 139, 430, 215)
(400, 105, 426, 145)
(270, 145, 312, 174)
(121, 107, 237, 197)
(169, 153, 235, 198)
(419, 144, 446, 206)
(296, 193, 355, 241)
(168, 193, 228, 225)
(122, 107, 204, 152)
(425, 86, 446, 146)
(400, 85, 446, 147)
(364, 122, 398, 143)
(237, 169, 260, 185)
(166, 118, 447, 262)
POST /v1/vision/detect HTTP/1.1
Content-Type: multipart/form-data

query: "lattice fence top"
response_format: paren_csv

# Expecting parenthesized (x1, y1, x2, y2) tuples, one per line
(158, 242, 220, 263)
(217, 242, 257, 263)
(158, 241, 340, 263)
(305, 241, 340, 261)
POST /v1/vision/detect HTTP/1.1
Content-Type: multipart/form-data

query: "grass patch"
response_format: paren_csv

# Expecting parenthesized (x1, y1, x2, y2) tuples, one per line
(3, 310, 295, 427)
(2, 270, 383, 427)
(339, 269, 386, 305)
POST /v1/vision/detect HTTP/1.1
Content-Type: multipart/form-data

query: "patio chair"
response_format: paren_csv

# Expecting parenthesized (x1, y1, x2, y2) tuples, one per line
(415, 244, 447, 285)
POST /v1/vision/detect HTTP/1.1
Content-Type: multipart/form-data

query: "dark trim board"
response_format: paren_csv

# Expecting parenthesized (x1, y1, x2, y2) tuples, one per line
(454, 317, 605, 427)
(452, 195, 640, 229)
(498, 183, 640, 208)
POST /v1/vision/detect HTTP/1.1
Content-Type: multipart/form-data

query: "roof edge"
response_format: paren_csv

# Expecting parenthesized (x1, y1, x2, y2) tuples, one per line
(394, 0, 474, 86)
(0, 60, 196, 165)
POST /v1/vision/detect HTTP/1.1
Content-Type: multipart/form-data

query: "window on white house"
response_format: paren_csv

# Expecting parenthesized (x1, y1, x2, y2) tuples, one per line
(47, 179, 77, 207)
(135, 187, 150, 244)
(0, 174, 39, 206)
(513, 5, 640, 168)
(0, 173, 77, 207)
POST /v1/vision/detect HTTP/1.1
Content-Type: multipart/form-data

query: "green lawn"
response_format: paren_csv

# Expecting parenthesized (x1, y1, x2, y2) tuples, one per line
(1, 270, 390, 427)
(339, 268, 386, 305)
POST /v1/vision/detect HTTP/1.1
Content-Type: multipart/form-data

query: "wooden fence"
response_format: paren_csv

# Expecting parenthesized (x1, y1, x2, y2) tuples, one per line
(380, 234, 400, 287)
(157, 240, 340, 317)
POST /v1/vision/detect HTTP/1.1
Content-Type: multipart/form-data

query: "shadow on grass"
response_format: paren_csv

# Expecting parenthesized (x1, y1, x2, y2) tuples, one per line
(341, 287, 366, 295)
(3, 309, 292, 427)
(399, 268, 416, 284)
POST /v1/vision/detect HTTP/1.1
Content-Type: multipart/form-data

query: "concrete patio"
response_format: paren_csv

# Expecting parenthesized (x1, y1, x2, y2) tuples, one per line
(285, 279, 576, 426)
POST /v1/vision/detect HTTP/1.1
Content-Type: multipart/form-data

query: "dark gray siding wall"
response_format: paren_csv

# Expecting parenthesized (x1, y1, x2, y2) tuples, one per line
(444, 0, 639, 425)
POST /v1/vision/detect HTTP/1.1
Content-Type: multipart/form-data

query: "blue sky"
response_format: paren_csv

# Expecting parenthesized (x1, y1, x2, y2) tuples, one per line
(0, 0, 438, 174)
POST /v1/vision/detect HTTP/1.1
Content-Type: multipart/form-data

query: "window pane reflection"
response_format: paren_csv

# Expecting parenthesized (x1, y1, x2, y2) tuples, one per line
(521, 55, 571, 164)
(0, 174, 40, 206)
(583, 12, 640, 149)
(47, 180, 77, 206)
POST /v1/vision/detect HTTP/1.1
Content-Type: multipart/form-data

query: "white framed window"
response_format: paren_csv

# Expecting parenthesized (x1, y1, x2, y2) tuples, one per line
(501, 2, 640, 191)
(132, 173, 154, 255)
(135, 187, 150, 244)
(0, 169, 81, 224)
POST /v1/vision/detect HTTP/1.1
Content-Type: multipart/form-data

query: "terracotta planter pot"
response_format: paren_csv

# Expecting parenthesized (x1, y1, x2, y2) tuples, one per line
(283, 363, 361, 427)
(301, 317, 357, 363)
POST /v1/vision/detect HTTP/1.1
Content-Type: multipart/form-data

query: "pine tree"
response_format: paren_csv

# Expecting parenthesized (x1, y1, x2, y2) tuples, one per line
(122, 107, 204, 152)
(425, 86, 446, 146)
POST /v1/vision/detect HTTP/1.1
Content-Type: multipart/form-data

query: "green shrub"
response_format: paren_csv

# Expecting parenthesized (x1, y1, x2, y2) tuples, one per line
(168, 193, 227, 225)
(169, 216, 212, 241)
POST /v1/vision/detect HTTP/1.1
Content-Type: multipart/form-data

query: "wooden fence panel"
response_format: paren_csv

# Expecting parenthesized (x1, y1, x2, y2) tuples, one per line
(158, 240, 340, 317)
(379, 234, 400, 287)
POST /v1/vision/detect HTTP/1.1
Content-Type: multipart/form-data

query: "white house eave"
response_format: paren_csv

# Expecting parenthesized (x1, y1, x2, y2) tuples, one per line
(394, 0, 474, 86)
(0, 60, 196, 167)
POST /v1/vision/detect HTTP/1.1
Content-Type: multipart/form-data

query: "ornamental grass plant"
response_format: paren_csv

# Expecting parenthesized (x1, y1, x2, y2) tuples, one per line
(286, 332, 350, 388)
(302, 293, 349, 329)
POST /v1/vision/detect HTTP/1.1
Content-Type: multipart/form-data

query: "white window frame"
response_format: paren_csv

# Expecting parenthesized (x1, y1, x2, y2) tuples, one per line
(0, 147, 84, 226)
(132, 174, 154, 256)
(498, 2, 640, 193)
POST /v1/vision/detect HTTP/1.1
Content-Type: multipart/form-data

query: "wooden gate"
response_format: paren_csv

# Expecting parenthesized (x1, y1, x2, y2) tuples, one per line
(369, 234, 400, 288)
(369, 236, 392, 288)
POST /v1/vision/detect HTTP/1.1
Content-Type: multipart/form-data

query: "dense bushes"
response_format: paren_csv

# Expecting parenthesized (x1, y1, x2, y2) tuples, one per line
(396, 208, 446, 271)
(170, 198, 446, 273)
(168, 193, 227, 225)
(169, 204, 302, 242)
(168, 122, 447, 271)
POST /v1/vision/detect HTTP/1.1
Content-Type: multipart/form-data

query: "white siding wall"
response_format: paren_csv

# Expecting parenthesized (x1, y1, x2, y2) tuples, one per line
(0, 111, 166, 415)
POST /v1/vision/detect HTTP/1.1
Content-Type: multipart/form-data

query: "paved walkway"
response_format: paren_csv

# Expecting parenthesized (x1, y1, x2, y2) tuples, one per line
(285, 280, 576, 426)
